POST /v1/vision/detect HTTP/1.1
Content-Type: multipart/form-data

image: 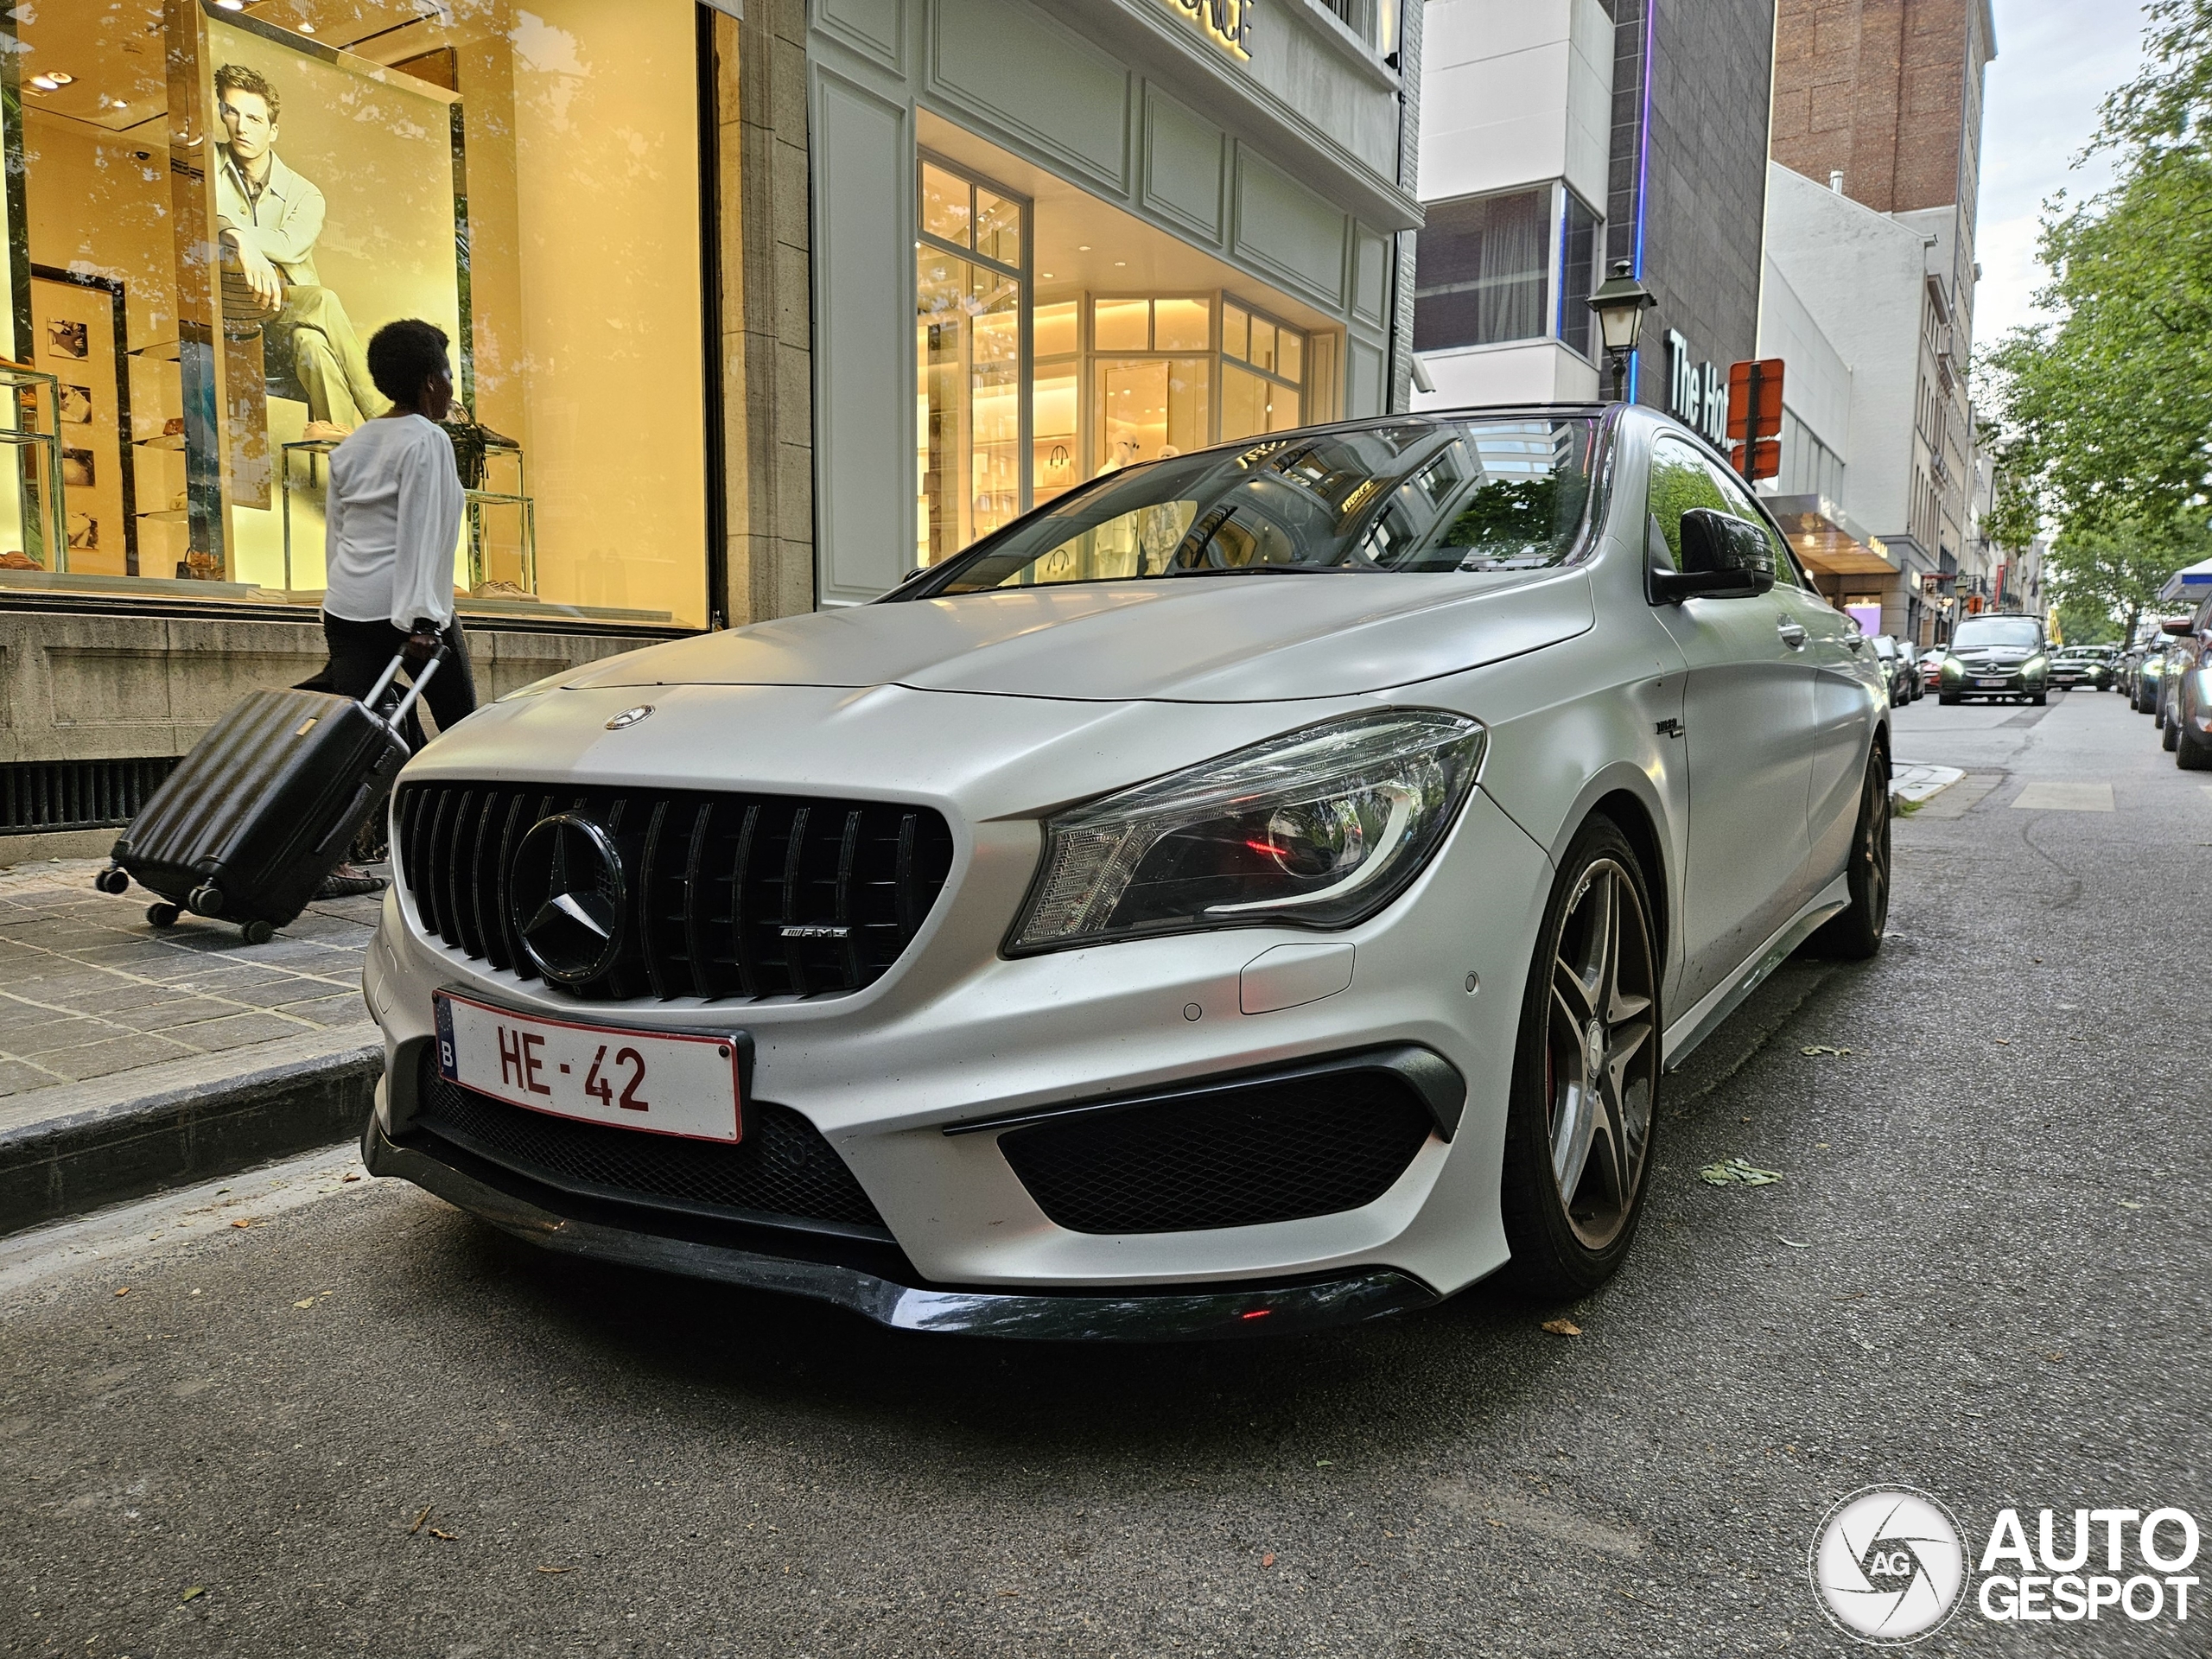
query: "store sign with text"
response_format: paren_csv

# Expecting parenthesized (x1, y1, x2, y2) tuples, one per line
(1668, 329, 1727, 447)
(1158, 0, 1255, 60)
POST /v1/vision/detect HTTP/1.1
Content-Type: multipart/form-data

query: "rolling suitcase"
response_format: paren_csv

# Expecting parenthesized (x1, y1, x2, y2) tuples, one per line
(98, 652, 442, 944)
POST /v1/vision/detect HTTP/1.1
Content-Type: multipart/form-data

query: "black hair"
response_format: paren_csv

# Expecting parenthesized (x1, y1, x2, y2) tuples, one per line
(214, 64, 280, 122)
(366, 319, 450, 407)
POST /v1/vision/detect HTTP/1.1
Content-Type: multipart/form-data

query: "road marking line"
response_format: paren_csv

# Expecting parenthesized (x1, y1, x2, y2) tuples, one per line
(2009, 781, 2114, 812)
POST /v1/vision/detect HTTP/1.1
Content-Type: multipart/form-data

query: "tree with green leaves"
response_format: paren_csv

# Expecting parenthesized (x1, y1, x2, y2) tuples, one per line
(2045, 515, 2211, 645)
(1980, 1, 2212, 566)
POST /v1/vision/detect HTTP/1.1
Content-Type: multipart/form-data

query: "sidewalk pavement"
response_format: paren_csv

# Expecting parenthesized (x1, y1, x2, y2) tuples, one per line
(0, 859, 387, 1235)
(1890, 762, 1965, 804)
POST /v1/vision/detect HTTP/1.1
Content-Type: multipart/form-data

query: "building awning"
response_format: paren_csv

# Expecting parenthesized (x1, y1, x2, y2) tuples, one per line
(2158, 556, 2212, 602)
(1762, 493, 1898, 577)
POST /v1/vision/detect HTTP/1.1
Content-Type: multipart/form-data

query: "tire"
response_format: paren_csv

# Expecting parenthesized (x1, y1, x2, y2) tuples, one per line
(145, 902, 181, 929)
(240, 919, 276, 946)
(1808, 744, 1891, 961)
(2177, 710, 2212, 769)
(1938, 691, 1960, 706)
(1499, 817, 1661, 1300)
(2163, 711, 2180, 751)
(2030, 690, 2047, 706)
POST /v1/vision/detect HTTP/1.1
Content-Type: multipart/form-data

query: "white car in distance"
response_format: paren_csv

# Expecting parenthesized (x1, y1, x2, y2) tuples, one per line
(361, 404, 1891, 1340)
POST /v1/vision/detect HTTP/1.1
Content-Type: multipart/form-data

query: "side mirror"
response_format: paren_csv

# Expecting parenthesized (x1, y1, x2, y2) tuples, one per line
(1651, 507, 1777, 603)
(2160, 616, 2194, 636)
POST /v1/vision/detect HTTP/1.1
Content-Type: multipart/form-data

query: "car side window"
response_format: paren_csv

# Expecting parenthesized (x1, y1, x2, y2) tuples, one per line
(1645, 436, 1726, 570)
(1700, 455, 1806, 591)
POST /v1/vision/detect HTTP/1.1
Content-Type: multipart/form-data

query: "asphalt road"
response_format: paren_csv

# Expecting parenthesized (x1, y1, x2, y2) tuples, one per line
(3, 686, 2207, 1658)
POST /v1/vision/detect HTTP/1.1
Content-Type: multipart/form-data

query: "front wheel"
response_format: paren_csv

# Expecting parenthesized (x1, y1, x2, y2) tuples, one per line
(2163, 711, 2181, 751)
(1499, 817, 1661, 1299)
(2177, 710, 2212, 769)
(2030, 690, 2047, 706)
(1809, 745, 1891, 960)
(1938, 691, 1960, 706)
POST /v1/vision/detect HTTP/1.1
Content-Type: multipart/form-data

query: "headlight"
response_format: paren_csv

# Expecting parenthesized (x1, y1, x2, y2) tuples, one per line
(2023, 654, 2049, 675)
(1008, 710, 1485, 954)
(1940, 658, 1962, 677)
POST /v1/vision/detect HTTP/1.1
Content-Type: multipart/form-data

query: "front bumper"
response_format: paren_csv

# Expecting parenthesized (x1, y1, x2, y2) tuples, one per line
(364, 1111, 1440, 1339)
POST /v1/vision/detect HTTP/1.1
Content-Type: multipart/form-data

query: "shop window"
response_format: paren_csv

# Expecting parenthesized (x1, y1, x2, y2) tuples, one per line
(5, 0, 715, 626)
(1221, 300, 1304, 442)
(917, 155, 1027, 566)
(1414, 189, 1547, 352)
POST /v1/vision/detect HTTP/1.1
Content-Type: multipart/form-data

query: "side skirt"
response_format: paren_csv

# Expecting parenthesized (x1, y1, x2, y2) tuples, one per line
(1659, 874, 1849, 1071)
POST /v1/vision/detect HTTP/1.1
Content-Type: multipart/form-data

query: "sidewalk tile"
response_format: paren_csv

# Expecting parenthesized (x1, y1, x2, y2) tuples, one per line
(0, 1058, 67, 1096)
(168, 1011, 315, 1052)
(266, 992, 368, 1027)
(105, 996, 249, 1032)
(22, 1033, 197, 1081)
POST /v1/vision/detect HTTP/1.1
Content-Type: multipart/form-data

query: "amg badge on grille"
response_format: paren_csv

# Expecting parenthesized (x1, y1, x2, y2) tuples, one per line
(509, 813, 626, 984)
(779, 924, 850, 939)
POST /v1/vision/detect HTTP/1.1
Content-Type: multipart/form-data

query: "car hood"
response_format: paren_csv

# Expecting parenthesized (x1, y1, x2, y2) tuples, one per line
(561, 569, 1595, 703)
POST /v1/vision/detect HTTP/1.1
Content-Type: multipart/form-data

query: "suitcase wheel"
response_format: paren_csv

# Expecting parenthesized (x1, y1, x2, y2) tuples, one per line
(145, 902, 181, 929)
(94, 867, 130, 895)
(188, 883, 225, 918)
(240, 919, 276, 946)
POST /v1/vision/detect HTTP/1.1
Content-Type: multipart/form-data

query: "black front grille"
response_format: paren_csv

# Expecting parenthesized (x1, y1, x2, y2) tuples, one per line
(998, 1072, 1435, 1235)
(396, 782, 955, 1002)
(413, 1052, 890, 1236)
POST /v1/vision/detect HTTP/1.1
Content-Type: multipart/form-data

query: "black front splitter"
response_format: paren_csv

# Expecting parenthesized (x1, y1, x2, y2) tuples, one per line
(363, 1116, 1440, 1341)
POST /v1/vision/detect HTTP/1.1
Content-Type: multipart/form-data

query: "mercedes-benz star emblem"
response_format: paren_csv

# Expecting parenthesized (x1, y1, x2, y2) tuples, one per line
(606, 705, 654, 730)
(508, 813, 626, 985)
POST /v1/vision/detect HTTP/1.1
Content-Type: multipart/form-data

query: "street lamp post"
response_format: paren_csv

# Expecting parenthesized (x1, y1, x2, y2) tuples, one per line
(1586, 259, 1656, 403)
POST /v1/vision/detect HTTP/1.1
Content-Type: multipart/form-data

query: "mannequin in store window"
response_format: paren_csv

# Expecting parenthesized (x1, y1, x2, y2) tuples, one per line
(311, 320, 479, 896)
(213, 63, 388, 439)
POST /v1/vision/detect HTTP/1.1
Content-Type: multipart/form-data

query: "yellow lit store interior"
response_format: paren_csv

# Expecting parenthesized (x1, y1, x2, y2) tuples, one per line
(3, 0, 709, 627)
(915, 115, 1344, 569)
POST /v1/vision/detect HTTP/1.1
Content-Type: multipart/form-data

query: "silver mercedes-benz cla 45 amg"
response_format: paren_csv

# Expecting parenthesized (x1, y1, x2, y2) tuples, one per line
(359, 404, 1891, 1339)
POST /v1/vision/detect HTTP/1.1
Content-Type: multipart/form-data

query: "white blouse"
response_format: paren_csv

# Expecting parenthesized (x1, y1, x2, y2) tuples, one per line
(321, 414, 464, 631)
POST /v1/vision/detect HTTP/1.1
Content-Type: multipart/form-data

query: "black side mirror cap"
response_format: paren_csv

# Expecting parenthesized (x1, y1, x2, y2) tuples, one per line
(1652, 566, 1776, 603)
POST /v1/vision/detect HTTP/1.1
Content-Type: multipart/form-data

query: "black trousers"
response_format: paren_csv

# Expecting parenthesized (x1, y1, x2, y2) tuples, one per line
(317, 613, 477, 753)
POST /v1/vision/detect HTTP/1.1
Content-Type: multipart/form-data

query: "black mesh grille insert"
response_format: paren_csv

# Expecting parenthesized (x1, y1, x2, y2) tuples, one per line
(997, 1072, 1434, 1234)
(413, 1051, 889, 1236)
(394, 781, 955, 1002)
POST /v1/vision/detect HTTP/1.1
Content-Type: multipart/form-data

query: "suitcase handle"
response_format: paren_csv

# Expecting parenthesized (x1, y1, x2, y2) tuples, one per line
(368, 645, 446, 749)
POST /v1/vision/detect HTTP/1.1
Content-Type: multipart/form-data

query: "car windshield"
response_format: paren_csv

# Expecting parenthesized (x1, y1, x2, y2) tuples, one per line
(1952, 618, 2042, 650)
(920, 416, 1602, 595)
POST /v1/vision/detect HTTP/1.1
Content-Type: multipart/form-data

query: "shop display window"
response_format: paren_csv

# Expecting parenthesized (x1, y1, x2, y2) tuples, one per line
(5, 0, 713, 626)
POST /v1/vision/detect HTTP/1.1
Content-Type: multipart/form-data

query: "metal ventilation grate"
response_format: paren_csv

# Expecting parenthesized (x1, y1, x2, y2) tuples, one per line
(414, 1051, 890, 1238)
(998, 1072, 1435, 1235)
(395, 781, 956, 1002)
(0, 757, 179, 835)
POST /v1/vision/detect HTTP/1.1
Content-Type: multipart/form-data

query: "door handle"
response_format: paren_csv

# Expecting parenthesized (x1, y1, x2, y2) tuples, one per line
(1777, 620, 1808, 650)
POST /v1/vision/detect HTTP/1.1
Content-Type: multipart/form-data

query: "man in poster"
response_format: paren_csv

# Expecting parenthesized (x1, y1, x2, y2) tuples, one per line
(213, 64, 388, 435)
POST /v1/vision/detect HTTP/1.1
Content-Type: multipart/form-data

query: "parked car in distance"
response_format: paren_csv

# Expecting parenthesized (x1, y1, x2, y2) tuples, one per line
(2132, 639, 2172, 713)
(1870, 634, 1906, 704)
(1920, 648, 1945, 693)
(2049, 648, 2113, 690)
(2164, 600, 2212, 768)
(356, 403, 1892, 1339)
(1937, 614, 2051, 705)
(1895, 640, 1925, 702)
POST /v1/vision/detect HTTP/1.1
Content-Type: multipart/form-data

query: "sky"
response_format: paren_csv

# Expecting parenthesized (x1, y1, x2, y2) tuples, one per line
(1972, 0, 2155, 349)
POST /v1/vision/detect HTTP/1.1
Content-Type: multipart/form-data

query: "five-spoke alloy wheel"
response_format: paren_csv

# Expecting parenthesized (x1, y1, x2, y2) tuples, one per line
(1501, 817, 1661, 1294)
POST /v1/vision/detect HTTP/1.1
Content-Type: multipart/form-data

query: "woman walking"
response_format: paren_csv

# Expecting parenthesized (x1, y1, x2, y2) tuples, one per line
(315, 318, 478, 894)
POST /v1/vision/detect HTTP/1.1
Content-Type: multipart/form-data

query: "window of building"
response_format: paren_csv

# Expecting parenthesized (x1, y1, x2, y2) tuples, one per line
(917, 156, 1027, 568)
(1555, 191, 1601, 362)
(1413, 189, 1548, 352)
(6, 0, 715, 626)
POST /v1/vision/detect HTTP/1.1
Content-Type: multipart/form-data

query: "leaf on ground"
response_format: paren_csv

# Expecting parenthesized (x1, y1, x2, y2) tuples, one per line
(1800, 1045, 1852, 1058)
(341, 1173, 362, 1183)
(1541, 1318, 1583, 1337)
(1778, 1236, 1810, 1249)
(292, 1299, 315, 1309)
(229, 1219, 252, 1230)
(2118, 1199, 2144, 1210)
(429, 1529, 460, 1541)
(181, 1586, 204, 1603)
(113, 1287, 130, 1298)
(408, 1505, 431, 1535)
(536, 1565, 574, 1574)
(1700, 1158, 1784, 1186)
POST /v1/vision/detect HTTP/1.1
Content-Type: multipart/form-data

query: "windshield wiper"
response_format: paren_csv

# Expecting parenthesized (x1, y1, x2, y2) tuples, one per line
(1154, 564, 1361, 578)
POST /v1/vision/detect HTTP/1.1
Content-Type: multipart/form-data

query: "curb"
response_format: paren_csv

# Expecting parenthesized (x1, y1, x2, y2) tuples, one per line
(0, 1038, 384, 1237)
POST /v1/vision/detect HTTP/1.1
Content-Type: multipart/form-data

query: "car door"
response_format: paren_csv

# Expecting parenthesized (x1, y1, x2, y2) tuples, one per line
(1707, 463, 1876, 879)
(1643, 436, 1819, 1011)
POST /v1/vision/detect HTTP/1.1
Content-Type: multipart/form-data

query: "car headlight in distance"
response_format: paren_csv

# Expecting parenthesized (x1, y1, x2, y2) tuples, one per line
(1009, 710, 1485, 954)
(1940, 658, 1962, 677)
(2023, 654, 2049, 676)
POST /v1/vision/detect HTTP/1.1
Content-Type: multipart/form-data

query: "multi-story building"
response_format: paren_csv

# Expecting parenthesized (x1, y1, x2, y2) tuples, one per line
(0, 0, 1420, 862)
(1762, 0, 1996, 644)
(1408, 0, 1777, 434)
